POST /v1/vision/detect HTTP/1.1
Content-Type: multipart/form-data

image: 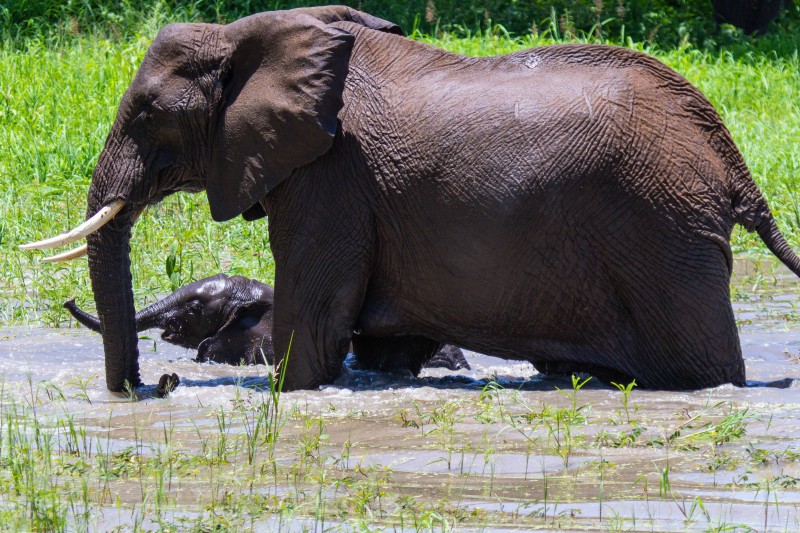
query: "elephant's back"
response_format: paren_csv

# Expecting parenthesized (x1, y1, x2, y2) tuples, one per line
(344, 34, 743, 280)
(499, 43, 746, 196)
(346, 39, 732, 229)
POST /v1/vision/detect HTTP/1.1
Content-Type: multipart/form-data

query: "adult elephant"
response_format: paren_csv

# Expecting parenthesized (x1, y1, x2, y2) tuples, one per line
(22, 6, 800, 392)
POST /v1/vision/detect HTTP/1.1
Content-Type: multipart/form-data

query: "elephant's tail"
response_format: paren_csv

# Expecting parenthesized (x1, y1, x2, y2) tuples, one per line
(64, 299, 103, 332)
(732, 172, 800, 278)
(756, 217, 800, 278)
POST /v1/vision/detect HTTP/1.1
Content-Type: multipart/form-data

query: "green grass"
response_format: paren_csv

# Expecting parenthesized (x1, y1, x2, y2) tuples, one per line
(5, 1, 800, 52)
(2, 28, 799, 324)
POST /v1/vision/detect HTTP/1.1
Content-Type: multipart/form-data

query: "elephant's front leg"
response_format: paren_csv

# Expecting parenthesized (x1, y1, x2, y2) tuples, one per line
(271, 275, 365, 390)
(265, 177, 374, 390)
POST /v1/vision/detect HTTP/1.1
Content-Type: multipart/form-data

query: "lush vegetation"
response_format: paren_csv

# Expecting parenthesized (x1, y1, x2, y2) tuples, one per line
(4, 0, 800, 50)
(1, 4, 799, 530)
(1, 2, 799, 325)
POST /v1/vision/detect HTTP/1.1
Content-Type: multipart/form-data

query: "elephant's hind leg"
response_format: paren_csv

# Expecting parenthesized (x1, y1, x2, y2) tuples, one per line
(352, 334, 441, 376)
(612, 237, 744, 390)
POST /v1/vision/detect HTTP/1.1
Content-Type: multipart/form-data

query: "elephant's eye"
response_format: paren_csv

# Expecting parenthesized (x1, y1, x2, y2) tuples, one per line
(130, 110, 152, 128)
(132, 97, 167, 124)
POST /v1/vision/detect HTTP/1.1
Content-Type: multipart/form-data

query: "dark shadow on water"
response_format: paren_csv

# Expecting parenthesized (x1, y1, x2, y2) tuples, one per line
(745, 377, 797, 389)
(150, 371, 800, 397)
(333, 365, 615, 392)
(148, 354, 798, 397)
(171, 375, 276, 392)
(164, 368, 613, 394)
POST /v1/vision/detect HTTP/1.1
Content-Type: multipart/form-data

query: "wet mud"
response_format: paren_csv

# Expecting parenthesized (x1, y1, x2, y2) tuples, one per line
(0, 257, 798, 530)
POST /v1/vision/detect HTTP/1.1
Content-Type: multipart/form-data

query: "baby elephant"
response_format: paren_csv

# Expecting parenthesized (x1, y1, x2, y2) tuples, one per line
(64, 274, 470, 372)
(66, 274, 274, 365)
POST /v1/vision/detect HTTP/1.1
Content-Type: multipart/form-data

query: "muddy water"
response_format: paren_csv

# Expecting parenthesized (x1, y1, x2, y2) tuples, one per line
(1, 257, 799, 531)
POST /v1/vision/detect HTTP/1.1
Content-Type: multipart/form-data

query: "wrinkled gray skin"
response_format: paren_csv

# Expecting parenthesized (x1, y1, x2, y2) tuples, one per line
(74, 6, 800, 392)
(64, 274, 470, 371)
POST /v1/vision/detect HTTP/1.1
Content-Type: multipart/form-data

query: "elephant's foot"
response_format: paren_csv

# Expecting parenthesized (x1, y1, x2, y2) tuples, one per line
(156, 373, 180, 398)
(272, 321, 354, 391)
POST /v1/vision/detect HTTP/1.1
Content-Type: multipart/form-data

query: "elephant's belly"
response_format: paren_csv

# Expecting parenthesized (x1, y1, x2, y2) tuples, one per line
(355, 270, 635, 371)
(356, 297, 636, 382)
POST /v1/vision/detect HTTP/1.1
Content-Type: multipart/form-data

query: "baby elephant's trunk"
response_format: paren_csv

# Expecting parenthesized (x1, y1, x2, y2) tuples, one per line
(64, 299, 166, 333)
(64, 299, 103, 332)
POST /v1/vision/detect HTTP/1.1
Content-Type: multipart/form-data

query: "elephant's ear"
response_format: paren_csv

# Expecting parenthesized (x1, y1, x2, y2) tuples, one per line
(291, 6, 403, 35)
(196, 300, 270, 364)
(207, 12, 354, 222)
(241, 202, 267, 221)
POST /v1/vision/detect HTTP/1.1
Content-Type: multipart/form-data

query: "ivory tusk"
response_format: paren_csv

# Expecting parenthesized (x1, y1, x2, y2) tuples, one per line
(42, 244, 88, 263)
(19, 200, 125, 251)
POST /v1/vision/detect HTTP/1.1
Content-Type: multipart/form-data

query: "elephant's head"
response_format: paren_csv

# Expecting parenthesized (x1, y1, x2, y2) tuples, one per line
(151, 275, 232, 349)
(153, 274, 274, 364)
(22, 7, 401, 391)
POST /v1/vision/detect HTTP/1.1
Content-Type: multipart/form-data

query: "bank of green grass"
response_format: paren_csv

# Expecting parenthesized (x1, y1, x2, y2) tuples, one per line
(1, 31, 799, 324)
(9, 0, 800, 49)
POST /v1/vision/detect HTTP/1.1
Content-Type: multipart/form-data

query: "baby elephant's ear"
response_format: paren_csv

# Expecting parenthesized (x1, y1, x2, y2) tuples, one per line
(196, 301, 270, 365)
(207, 11, 354, 222)
(197, 334, 233, 364)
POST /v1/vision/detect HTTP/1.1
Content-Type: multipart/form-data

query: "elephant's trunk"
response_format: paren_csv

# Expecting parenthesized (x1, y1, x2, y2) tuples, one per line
(85, 144, 144, 392)
(64, 300, 102, 332)
(86, 211, 141, 392)
(87, 221, 141, 392)
(134, 295, 175, 332)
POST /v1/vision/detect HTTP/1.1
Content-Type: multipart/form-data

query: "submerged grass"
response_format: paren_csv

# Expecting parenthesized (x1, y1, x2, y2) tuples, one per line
(2, 29, 799, 324)
(0, 369, 797, 530)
